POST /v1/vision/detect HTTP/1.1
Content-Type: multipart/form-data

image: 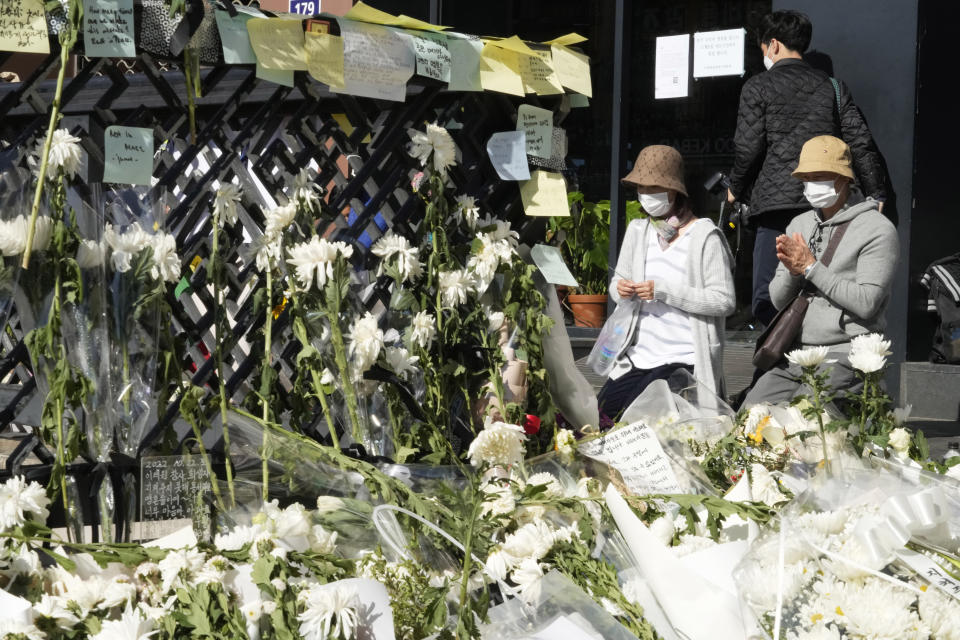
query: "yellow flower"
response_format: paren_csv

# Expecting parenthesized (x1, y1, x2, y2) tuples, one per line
(748, 415, 771, 445)
(835, 606, 845, 616)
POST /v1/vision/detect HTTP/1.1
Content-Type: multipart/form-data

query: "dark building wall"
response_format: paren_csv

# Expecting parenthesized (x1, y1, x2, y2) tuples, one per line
(775, 0, 918, 394)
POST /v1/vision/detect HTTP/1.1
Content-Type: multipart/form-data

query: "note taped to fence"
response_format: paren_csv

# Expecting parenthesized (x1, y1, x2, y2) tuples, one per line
(543, 33, 588, 47)
(256, 63, 295, 87)
(0, 0, 50, 54)
(84, 0, 136, 58)
(305, 31, 345, 87)
(334, 18, 414, 102)
(447, 36, 482, 91)
(486, 131, 529, 181)
(579, 421, 684, 496)
(104, 126, 154, 185)
(247, 17, 307, 71)
(345, 1, 448, 32)
(519, 170, 568, 217)
(402, 29, 450, 83)
(479, 43, 524, 96)
(517, 104, 553, 158)
(551, 44, 592, 97)
(520, 49, 563, 95)
(215, 6, 263, 65)
(531, 244, 578, 287)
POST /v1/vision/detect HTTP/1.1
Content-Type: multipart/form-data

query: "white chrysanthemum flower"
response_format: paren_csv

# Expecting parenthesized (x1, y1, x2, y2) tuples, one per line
(265, 501, 313, 553)
(44, 128, 84, 180)
(0, 619, 45, 640)
(264, 201, 298, 238)
(438, 268, 473, 307)
(892, 404, 912, 426)
(620, 579, 647, 607)
(406, 310, 436, 350)
(502, 519, 556, 561)
(786, 345, 833, 368)
(510, 556, 546, 601)
(89, 603, 156, 640)
(601, 597, 626, 617)
(292, 168, 323, 210)
(526, 472, 563, 498)
(850, 332, 892, 357)
(479, 481, 515, 518)
(298, 585, 359, 640)
(671, 534, 718, 557)
(255, 235, 283, 272)
(848, 349, 887, 373)
(34, 593, 81, 629)
(478, 216, 520, 249)
(149, 231, 180, 283)
(213, 523, 261, 551)
(240, 599, 264, 640)
(832, 576, 926, 638)
(554, 428, 576, 458)
(213, 183, 242, 226)
(348, 312, 384, 374)
(887, 427, 911, 454)
(0, 215, 54, 257)
(749, 464, 788, 507)
(371, 231, 422, 282)
(104, 222, 150, 273)
(485, 309, 506, 335)
(287, 236, 353, 292)
(787, 622, 843, 640)
(407, 122, 458, 176)
(454, 194, 480, 228)
(195, 556, 228, 585)
(467, 417, 527, 467)
(483, 548, 515, 582)
(0, 476, 51, 530)
(918, 587, 960, 640)
(384, 345, 419, 380)
(647, 515, 676, 546)
(157, 547, 207, 594)
(76, 238, 106, 268)
(309, 524, 338, 555)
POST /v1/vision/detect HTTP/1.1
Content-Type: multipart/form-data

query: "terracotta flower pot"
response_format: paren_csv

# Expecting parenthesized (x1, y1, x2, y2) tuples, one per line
(568, 293, 608, 328)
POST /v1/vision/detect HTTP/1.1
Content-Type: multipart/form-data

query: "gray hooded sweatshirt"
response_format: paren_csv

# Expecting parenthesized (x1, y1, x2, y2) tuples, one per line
(769, 192, 899, 346)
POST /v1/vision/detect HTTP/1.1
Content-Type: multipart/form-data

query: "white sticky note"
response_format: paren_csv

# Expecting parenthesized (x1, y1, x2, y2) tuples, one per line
(486, 131, 530, 181)
(580, 421, 683, 495)
(334, 18, 415, 102)
(531, 244, 578, 287)
(447, 35, 483, 91)
(402, 29, 450, 83)
(516, 103, 553, 159)
(103, 126, 154, 185)
(693, 28, 745, 78)
(84, 0, 136, 58)
(655, 34, 689, 99)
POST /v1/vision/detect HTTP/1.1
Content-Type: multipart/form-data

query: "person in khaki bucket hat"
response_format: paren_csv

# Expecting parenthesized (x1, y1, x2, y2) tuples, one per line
(596, 145, 736, 420)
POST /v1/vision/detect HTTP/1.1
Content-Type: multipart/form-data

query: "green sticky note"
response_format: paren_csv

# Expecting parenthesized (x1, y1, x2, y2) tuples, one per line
(214, 7, 261, 65)
(569, 93, 590, 108)
(447, 36, 482, 91)
(174, 277, 191, 300)
(103, 126, 154, 185)
(256, 63, 295, 87)
(531, 243, 578, 287)
(84, 0, 136, 58)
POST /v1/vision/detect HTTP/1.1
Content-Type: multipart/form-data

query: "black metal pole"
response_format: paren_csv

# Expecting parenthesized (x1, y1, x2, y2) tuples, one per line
(608, 0, 631, 313)
(429, 0, 442, 25)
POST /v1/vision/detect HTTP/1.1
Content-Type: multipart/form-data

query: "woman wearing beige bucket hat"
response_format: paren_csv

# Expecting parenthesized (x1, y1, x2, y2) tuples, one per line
(597, 145, 736, 419)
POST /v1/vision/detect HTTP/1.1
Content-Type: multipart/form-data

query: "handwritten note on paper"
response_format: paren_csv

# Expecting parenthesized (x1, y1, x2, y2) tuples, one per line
(693, 28, 745, 78)
(256, 63, 294, 87)
(334, 18, 415, 103)
(655, 34, 690, 99)
(486, 131, 530, 181)
(305, 31, 344, 87)
(519, 170, 569, 218)
(479, 43, 524, 97)
(0, 0, 50, 54)
(247, 17, 307, 71)
(579, 421, 684, 496)
(516, 104, 553, 159)
(104, 126, 154, 185)
(402, 29, 450, 83)
(550, 44, 591, 97)
(520, 49, 563, 95)
(84, 0, 136, 58)
(215, 6, 263, 65)
(447, 36, 482, 91)
(531, 244, 578, 287)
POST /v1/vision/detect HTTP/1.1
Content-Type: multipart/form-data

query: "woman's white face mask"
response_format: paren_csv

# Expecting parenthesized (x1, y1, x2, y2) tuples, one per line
(638, 191, 672, 217)
(803, 179, 840, 209)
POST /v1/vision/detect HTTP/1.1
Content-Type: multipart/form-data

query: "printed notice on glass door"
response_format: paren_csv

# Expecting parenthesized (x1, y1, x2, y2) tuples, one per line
(654, 34, 689, 99)
(693, 28, 745, 78)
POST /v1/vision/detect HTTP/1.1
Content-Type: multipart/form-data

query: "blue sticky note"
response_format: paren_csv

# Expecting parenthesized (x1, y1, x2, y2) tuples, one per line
(486, 130, 530, 181)
(214, 7, 261, 65)
(103, 126, 154, 185)
(531, 244, 579, 287)
(84, 0, 136, 58)
(256, 63, 295, 88)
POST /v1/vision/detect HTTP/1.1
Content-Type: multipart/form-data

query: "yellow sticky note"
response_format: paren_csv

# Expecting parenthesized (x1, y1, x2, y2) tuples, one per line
(331, 113, 372, 143)
(479, 43, 524, 97)
(551, 44, 592, 97)
(305, 31, 344, 88)
(543, 33, 588, 46)
(520, 171, 569, 217)
(490, 35, 537, 57)
(521, 49, 564, 95)
(345, 1, 449, 31)
(0, 0, 50, 54)
(247, 18, 307, 71)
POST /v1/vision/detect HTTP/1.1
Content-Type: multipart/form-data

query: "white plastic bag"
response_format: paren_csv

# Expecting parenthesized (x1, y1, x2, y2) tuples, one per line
(586, 300, 638, 377)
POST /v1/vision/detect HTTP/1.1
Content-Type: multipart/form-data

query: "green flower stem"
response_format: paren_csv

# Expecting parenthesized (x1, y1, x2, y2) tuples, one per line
(313, 374, 340, 450)
(327, 308, 363, 446)
(806, 365, 831, 472)
(211, 211, 235, 508)
(859, 375, 870, 438)
(183, 48, 199, 145)
(183, 408, 227, 515)
(456, 482, 484, 637)
(49, 273, 72, 540)
(22, 38, 72, 269)
(260, 268, 273, 503)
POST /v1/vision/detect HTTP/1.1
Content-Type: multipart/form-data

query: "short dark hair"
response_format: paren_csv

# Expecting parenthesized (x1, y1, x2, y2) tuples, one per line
(758, 10, 812, 53)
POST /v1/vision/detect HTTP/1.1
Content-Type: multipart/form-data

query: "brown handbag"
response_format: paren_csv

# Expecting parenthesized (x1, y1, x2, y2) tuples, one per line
(753, 220, 851, 370)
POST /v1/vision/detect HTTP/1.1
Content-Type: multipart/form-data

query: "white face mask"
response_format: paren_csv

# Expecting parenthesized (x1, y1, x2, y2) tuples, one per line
(803, 180, 840, 209)
(763, 54, 775, 70)
(638, 191, 672, 218)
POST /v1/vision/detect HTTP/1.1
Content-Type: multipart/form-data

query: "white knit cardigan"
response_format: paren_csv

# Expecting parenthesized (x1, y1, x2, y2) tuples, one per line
(607, 218, 736, 398)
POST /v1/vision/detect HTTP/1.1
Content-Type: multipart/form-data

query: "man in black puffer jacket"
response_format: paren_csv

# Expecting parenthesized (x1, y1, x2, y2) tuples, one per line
(726, 10, 888, 327)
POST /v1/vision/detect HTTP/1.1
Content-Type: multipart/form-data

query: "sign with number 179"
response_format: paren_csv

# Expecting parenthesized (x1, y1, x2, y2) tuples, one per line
(290, 0, 320, 14)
